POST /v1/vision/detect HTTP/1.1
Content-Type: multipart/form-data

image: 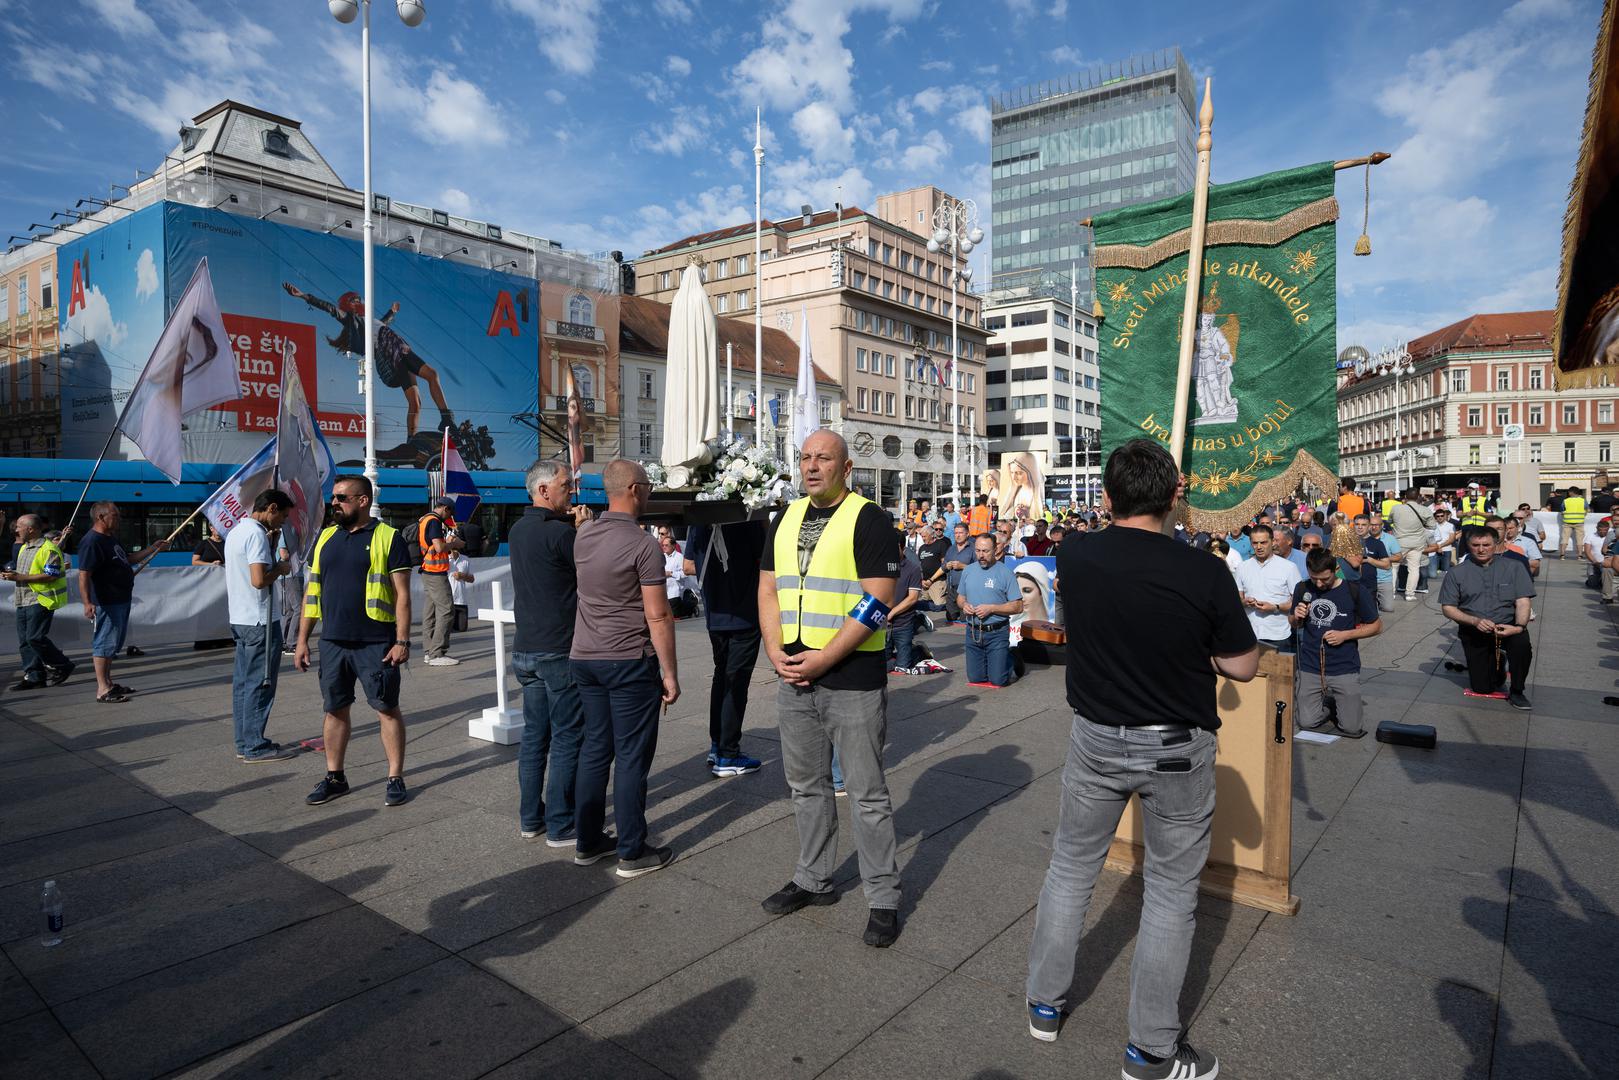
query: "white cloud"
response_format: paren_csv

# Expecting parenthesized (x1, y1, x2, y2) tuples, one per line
(638, 106, 713, 156)
(1045, 45, 1086, 66)
(438, 188, 473, 216)
(1467, 265, 1558, 314)
(545, 88, 566, 105)
(500, 0, 601, 76)
(900, 129, 949, 172)
(953, 104, 991, 142)
(421, 69, 510, 146)
(921, 59, 951, 72)
(791, 101, 854, 162)
(134, 249, 158, 301)
(911, 87, 946, 114)
(86, 0, 157, 38)
(1048, 0, 1068, 15)
(768, 157, 874, 216)
(654, 0, 695, 20)
(65, 285, 127, 350)
(730, 0, 928, 113)
(666, 55, 692, 77)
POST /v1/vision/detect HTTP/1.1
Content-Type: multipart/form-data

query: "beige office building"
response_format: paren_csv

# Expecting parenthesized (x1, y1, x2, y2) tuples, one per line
(635, 186, 990, 508)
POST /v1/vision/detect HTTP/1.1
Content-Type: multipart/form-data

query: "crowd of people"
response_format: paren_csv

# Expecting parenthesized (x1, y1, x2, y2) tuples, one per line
(7, 453, 1619, 1080)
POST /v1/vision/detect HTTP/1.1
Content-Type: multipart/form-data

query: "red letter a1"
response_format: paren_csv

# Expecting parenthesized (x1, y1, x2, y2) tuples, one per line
(486, 290, 520, 337)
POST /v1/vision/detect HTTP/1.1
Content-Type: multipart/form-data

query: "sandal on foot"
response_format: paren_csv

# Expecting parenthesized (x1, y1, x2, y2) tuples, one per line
(96, 689, 130, 703)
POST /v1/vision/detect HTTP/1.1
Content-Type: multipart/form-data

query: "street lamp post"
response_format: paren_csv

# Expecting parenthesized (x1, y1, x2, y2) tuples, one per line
(329, 0, 425, 513)
(927, 197, 982, 502)
(1375, 343, 1413, 492)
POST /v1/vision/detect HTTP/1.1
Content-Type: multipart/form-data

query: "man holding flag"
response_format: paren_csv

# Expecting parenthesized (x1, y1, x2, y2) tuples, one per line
(224, 489, 298, 762)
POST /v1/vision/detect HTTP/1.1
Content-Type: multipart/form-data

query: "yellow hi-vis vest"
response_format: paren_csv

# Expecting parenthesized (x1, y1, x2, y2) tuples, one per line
(1380, 498, 1398, 521)
(1460, 495, 1488, 526)
(774, 493, 886, 652)
(25, 540, 67, 610)
(304, 522, 400, 623)
(1563, 496, 1587, 525)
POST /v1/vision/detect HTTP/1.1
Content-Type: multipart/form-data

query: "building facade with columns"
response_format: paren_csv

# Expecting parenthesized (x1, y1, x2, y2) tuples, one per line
(0, 247, 59, 456)
(633, 187, 989, 510)
(1337, 311, 1619, 499)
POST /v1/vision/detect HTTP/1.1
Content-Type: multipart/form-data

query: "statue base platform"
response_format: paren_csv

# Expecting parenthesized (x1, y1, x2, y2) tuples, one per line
(643, 491, 776, 526)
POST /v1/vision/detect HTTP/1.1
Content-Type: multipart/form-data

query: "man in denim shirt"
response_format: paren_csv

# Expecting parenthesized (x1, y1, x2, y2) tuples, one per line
(509, 459, 592, 846)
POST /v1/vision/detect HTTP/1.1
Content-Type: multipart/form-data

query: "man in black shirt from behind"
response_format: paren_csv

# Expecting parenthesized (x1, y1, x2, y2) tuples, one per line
(1025, 438, 1258, 1080)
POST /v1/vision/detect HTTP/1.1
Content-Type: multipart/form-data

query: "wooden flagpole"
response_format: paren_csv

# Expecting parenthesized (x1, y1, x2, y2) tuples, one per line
(1169, 78, 1215, 470)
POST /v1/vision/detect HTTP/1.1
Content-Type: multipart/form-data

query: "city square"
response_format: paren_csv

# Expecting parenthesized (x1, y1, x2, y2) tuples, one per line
(3, 1, 1619, 1078)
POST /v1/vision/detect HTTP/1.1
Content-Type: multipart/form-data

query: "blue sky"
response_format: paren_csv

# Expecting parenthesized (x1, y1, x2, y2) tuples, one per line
(2, 0, 1601, 352)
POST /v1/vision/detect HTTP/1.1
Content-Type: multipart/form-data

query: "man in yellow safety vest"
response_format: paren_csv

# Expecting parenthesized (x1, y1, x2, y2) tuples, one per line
(2, 514, 73, 690)
(758, 429, 903, 948)
(296, 475, 415, 809)
(1559, 485, 1588, 559)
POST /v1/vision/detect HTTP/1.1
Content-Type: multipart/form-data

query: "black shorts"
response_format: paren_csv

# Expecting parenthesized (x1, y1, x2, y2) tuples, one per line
(319, 639, 402, 713)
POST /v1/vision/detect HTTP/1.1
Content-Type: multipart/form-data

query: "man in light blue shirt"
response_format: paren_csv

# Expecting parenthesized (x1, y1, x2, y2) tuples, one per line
(1370, 518, 1400, 611)
(1227, 527, 1253, 560)
(942, 500, 963, 540)
(958, 534, 1022, 686)
(1277, 527, 1308, 578)
(224, 489, 297, 763)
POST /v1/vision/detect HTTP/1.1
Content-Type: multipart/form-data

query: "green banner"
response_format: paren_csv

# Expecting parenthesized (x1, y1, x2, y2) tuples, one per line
(1095, 161, 1340, 530)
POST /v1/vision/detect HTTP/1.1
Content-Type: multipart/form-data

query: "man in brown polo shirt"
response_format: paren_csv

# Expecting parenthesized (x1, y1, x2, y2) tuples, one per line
(570, 458, 681, 878)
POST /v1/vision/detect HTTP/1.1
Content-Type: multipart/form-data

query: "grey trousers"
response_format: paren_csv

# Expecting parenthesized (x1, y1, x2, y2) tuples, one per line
(1376, 579, 1394, 612)
(421, 572, 454, 658)
(777, 680, 900, 909)
(1026, 717, 1216, 1058)
(1296, 668, 1364, 734)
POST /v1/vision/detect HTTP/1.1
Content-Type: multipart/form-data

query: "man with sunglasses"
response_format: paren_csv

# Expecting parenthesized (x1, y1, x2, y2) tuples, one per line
(296, 475, 415, 807)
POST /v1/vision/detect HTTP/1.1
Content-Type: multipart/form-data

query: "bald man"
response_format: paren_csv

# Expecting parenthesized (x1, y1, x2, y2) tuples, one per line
(570, 459, 680, 878)
(759, 430, 903, 947)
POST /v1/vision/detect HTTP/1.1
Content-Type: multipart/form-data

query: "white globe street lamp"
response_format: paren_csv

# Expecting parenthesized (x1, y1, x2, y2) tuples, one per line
(930, 197, 981, 500)
(329, 0, 426, 513)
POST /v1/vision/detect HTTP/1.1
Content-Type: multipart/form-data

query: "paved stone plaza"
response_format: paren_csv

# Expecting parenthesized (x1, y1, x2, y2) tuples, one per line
(1, 557, 1614, 1079)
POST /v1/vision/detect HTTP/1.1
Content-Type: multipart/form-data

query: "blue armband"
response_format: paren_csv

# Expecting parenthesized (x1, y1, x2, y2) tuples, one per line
(849, 593, 890, 630)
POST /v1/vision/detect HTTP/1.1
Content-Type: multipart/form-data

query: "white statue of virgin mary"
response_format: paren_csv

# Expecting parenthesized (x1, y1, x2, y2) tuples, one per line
(659, 258, 721, 486)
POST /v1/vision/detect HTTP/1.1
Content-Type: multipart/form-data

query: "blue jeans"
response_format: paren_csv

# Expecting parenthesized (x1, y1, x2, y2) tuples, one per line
(965, 621, 1014, 685)
(887, 619, 916, 670)
(572, 656, 663, 859)
(231, 622, 282, 755)
(16, 604, 69, 682)
(513, 651, 584, 838)
(1027, 717, 1217, 1058)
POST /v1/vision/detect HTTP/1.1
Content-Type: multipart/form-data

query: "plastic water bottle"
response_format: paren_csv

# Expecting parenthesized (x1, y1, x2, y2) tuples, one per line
(40, 881, 63, 947)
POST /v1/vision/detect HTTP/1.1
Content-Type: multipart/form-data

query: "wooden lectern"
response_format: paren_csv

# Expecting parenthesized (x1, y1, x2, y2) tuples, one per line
(1105, 649, 1301, 915)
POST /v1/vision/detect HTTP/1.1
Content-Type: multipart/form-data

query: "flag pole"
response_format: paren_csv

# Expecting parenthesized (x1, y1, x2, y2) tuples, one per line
(753, 106, 765, 454)
(1169, 78, 1215, 470)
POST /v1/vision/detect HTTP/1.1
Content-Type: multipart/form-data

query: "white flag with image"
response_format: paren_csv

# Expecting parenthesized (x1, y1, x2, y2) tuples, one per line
(791, 303, 820, 453)
(118, 258, 242, 483)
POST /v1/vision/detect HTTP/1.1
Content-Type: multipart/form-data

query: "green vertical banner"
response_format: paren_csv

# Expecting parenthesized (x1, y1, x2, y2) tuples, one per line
(1095, 162, 1341, 531)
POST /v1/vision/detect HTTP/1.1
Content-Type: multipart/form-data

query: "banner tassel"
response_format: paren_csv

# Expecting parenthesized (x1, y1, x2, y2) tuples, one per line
(1354, 160, 1373, 256)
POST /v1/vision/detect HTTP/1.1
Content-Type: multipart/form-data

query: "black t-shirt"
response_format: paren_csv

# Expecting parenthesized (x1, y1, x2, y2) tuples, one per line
(891, 555, 922, 630)
(917, 537, 951, 580)
(316, 522, 413, 643)
(457, 521, 486, 558)
(1058, 525, 1256, 730)
(194, 537, 226, 565)
(77, 529, 135, 607)
(508, 506, 578, 655)
(1591, 493, 1617, 514)
(685, 522, 765, 633)
(762, 498, 900, 691)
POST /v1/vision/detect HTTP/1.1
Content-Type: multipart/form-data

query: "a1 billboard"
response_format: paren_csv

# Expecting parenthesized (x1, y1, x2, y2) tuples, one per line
(58, 201, 541, 472)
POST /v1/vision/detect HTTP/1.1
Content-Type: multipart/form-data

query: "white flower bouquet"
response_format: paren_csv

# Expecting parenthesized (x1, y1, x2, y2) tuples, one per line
(646, 433, 793, 511)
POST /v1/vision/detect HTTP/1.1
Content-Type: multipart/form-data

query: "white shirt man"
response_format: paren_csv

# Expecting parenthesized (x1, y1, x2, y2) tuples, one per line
(1234, 525, 1301, 651)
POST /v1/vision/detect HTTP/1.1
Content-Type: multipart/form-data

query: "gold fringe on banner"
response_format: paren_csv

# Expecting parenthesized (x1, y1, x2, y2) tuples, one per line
(1096, 197, 1340, 271)
(1186, 448, 1341, 535)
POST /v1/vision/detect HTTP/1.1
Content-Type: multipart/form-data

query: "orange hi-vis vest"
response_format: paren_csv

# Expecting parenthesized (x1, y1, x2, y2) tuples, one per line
(418, 514, 450, 574)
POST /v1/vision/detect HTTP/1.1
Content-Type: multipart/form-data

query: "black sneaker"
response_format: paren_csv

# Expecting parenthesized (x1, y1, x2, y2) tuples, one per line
(1508, 692, 1532, 711)
(9, 678, 43, 692)
(384, 776, 408, 806)
(762, 881, 838, 915)
(306, 775, 350, 805)
(1028, 1001, 1060, 1042)
(617, 846, 673, 878)
(46, 661, 75, 686)
(574, 835, 617, 866)
(1123, 1040, 1219, 1080)
(863, 908, 899, 947)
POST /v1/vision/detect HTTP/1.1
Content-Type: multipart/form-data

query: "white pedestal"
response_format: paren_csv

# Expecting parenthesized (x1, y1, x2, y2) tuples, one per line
(472, 581, 523, 746)
(469, 706, 523, 745)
